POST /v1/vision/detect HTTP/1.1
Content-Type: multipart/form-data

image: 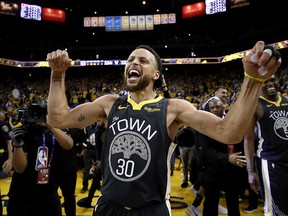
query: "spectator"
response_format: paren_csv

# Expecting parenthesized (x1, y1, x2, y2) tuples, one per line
(7, 113, 74, 216)
(175, 125, 195, 188)
(80, 121, 105, 194)
(0, 110, 12, 179)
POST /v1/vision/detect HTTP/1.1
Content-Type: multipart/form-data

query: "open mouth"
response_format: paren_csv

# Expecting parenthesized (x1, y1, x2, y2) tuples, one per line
(128, 69, 140, 79)
(128, 70, 140, 78)
(267, 87, 275, 91)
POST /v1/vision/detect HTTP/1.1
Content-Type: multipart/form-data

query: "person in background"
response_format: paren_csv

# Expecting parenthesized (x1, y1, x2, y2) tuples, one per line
(80, 120, 105, 194)
(78, 120, 106, 207)
(243, 127, 259, 214)
(244, 74, 288, 215)
(175, 125, 195, 188)
(0, 110, 13, 179)
(46, 41, 281, 216)
(7, 113, 74, 216)
(189, 84, 231, 215)
(200, 85, 230, 214)
(202, 85, 228, 113)
(186, 98, 247, 216)
(53, 127, 82, 216)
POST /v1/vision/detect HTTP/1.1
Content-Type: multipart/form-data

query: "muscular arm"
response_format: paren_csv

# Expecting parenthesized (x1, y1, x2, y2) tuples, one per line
(168, 82, 260, 144)
(168, 41, 281, 144)
(47, 50, 116, 129)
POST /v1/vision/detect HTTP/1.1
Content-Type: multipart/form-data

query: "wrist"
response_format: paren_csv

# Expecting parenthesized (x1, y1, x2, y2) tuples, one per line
(51, 71, 65, 79)
(12, 140, 24, 148)
(244, 72, 266, 83)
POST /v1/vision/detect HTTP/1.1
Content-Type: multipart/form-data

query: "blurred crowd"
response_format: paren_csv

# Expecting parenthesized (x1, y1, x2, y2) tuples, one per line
(1, 60, 288, 120)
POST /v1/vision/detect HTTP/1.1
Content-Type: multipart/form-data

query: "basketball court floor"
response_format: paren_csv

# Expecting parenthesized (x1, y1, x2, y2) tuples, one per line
(0, 158, 263, 216)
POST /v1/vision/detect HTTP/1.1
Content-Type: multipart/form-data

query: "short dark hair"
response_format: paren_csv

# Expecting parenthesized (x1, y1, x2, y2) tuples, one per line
(135, 45, 163, 73)
(215, 85, 227, 91)
(135, 45, 163, 89)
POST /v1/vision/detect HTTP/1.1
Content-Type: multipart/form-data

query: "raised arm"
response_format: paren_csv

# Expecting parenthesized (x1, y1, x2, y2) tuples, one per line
(46, 50, 116, 129)
(170, 41, 281, 144)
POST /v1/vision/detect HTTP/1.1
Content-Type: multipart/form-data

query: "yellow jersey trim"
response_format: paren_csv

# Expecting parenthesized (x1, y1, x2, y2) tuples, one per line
(127, 94, 164, 110)
(259, 94, 281, 107)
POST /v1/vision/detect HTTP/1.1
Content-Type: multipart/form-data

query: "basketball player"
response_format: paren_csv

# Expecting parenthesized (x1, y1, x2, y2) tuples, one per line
(46, 41, 281, 216)
(244, 75, 288, 215)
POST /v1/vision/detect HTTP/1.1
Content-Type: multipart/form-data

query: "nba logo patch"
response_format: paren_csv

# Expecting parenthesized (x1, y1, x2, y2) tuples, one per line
(35, 146, 48, 171)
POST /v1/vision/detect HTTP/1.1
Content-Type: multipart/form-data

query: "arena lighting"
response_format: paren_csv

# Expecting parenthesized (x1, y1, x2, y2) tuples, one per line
(0, 40, 287, 68)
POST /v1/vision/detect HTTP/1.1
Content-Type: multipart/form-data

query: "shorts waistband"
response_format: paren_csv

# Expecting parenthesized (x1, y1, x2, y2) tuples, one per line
(101, 196, 163, 211)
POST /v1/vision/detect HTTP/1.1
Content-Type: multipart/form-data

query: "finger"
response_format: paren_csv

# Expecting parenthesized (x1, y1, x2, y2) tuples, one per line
(258, 50, 281, 76)
(46, 53, 51, 61)
(272, 50, 281, 61)
(251, 47, 273, 64)
(262, 45, 274, 58)
(249, 41, 265, 63)
(59, 50, 69, 61)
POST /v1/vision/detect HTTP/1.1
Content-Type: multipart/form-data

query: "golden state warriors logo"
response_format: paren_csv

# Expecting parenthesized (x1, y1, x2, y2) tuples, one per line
(274, 116, 288, 140)
(108, 131, 151, 182)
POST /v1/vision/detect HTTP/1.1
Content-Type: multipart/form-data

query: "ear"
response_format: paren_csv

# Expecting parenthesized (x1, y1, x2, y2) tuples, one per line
(153, 70, 160, 81)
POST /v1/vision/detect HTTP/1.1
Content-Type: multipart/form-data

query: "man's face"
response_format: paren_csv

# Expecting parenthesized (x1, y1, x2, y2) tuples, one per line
(261, 76, 279, 98)
(215, 88, 228, 103)
(123, 48, 159, 92)
(209, 100, 224, 118)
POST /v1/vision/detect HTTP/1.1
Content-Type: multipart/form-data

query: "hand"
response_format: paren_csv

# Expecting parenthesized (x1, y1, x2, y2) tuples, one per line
(2, 159, 12, 173)
(9, 126, 25, 147)
(243, 41, 281, 80)
(94, 161, 101, 170)
(46, 49, 72, 77)
(228, 152, 246, 167)
(247, 169, 261, 194)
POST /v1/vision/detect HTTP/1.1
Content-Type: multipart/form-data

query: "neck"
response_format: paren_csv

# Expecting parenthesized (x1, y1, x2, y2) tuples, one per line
(130, 91, 157, 103)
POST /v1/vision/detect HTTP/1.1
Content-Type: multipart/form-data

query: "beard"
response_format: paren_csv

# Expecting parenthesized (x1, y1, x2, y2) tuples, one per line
(122, 75, 151, 92)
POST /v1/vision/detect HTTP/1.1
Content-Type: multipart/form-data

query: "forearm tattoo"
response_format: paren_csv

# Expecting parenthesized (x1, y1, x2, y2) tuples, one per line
(78, 114, 85, 122)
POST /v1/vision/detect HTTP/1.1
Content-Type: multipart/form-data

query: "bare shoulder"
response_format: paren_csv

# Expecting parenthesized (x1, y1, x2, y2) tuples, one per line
(167, 98, 197, 125)
(96, 94, 119, 103)
(85, 94, 119, 126)
(166, 98, 199, 139)
(167, 98, 197, 113)
(92, 94, 119, 111)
